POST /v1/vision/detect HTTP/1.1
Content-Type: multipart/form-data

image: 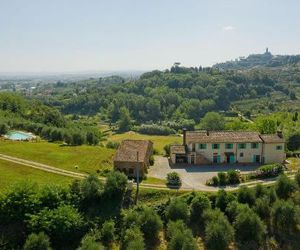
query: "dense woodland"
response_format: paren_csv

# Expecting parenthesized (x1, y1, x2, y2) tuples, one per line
(0, 171, 300, 249)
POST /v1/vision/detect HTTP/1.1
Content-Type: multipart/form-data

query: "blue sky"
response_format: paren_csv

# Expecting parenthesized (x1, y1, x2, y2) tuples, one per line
(0, 0, 300, 73)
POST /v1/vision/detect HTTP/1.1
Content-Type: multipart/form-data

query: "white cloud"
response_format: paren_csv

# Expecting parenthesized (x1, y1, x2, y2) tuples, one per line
(222, 25, 235, 31)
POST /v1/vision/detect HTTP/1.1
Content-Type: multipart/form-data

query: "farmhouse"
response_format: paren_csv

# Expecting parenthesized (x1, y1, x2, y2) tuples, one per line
(113, 139, 153, 177)
(170, 130, 285, 165)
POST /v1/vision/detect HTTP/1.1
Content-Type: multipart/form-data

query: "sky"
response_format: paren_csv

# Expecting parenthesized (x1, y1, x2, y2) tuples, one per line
(1, 0, 300, 73)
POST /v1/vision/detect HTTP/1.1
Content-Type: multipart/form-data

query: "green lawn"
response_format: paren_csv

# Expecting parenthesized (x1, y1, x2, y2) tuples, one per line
(108, 131, 182, 154)
(0, 140, 115, 174)
(0, 159, 74, 192)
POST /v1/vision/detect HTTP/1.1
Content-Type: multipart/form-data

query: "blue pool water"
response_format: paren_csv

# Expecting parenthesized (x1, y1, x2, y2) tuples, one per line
(5, 131, 34, 140)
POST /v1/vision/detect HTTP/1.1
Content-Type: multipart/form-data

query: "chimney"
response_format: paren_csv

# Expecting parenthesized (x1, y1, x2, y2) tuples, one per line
(206, 130, 209, 136)
(277, 131, 283, 138)
(183, 128, 187, 146)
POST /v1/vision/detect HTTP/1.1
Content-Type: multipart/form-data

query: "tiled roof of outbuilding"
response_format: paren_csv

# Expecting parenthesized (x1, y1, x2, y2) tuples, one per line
(113, 139, 153, 163)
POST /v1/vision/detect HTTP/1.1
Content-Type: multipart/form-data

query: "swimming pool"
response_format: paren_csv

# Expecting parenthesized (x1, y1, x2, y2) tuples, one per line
(5, 131, 35, 141)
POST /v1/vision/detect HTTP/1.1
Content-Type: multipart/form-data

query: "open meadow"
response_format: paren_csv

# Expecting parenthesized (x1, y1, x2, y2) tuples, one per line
(0, 159, 74, 191)
(0, 140, 115, 174)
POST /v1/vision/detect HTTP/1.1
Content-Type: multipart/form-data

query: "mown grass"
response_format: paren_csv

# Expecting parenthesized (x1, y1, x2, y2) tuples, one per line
(0, 159, 74, 192)
(0, 140, 115, 174)
(108, 131, 182, 155)
(142, 176, 167, 185)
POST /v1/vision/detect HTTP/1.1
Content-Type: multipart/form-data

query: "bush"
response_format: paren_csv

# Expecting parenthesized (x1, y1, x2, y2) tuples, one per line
(149, 155, 155, 166)
(212, 176, 219, 186)
(218, 172, 227, 186)
(190, 194, 211, 225)
(237, 186, 256, 207)
(256, 164, 284, 178)
(227, 170, 240, 184)
(166, 172, 182, 186)
(106, 141, 120, 149)
(164, 144, 171, 156)
(136, 124, 176, 135)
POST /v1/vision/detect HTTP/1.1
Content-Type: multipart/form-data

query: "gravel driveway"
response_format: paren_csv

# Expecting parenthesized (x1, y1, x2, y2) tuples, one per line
(148, 156, 260, 190)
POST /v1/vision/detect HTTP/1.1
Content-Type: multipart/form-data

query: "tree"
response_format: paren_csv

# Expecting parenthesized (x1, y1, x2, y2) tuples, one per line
(166, 198, 189, 222)
(255, 117, 277, 134)
(139, 206, 163, 243)
(205, 216, 234, 250)
(287, 133, 300, 151)
(234, 206, 266, 249)
(227, 170, 240, 184)
(254, 197, 271, 221)
(118, 107, 132, 132)
(271, 200, 300, 244)
(104, 171, 127, 198)
(81, 174, 103, 201)
(199, 112, 225, 130)
(24, 232, 51, 250)
(28, 205, 85, 248)
(78, 234, 104, 250)
(101, 220, 115, 246)
(167, 221, 198, 250)
(275, 174, 296, 199)
(190, 194, 211, 225)
(123, 227, 145, 250)
(237, 186, 256, 207)
(295, 170, 300, 187)
(215, 189, 236, 212)
(0, 123, 9, 135)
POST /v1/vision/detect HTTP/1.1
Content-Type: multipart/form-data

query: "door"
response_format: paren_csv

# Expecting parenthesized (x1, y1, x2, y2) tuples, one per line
(253, 155, 260, 163)
(229, 155, 235, 164)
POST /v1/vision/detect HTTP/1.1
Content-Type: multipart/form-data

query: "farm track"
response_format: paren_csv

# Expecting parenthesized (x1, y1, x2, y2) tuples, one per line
(0, 153, 296, 192)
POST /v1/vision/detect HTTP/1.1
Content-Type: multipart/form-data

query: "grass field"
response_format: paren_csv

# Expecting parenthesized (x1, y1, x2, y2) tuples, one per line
(108, 131, 182, 154)
(0, 140, 115, 174)
(0, 159, 74, 192)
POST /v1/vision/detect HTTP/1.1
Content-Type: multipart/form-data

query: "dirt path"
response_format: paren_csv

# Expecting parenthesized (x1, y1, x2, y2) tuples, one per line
(0, 153, 295, 192)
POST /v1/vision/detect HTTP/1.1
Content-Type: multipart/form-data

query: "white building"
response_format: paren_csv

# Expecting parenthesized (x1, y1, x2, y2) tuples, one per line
(170, 130, 285, 165)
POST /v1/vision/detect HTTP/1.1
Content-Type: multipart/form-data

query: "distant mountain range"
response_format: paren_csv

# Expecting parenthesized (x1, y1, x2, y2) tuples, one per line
(213, 49, 300, 70)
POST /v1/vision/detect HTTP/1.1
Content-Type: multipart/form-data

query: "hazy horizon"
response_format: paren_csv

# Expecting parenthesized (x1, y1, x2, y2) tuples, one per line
(1, 0, 300, 73)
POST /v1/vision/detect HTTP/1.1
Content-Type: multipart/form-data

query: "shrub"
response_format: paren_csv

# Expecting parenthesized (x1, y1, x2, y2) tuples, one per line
(256, 164, 284, 178)
(227, 170, 240, 184)
(218, 172, 227, 186)
(149, 155, 155, 166)
(212, 176, 219, 186)
(164, 144, 171, 156)
(106, 141, 120, 149)
(166, 172, 182, 187)
(123, 227, 145, 250)
(190, 194, 211, 224)
(101, 220, 115, 246)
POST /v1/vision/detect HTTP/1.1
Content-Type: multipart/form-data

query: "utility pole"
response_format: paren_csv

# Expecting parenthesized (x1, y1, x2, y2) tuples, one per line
(135, 151, 139, 205)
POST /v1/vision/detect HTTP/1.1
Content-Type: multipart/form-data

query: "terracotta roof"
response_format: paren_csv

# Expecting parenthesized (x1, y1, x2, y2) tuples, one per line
(260, 134, 285, 143)
(186, 131, 262, 143)
(170, 145, 186, 154)
(113, 140, 153, 163)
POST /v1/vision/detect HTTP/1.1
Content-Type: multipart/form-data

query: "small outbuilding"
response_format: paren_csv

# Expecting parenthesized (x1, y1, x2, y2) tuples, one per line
(113, 139, 153, 177)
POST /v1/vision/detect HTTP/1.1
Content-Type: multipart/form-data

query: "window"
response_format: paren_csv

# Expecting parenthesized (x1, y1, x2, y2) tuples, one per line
(225, 143, 233, 149)
(198, 143, 207, 150)
(276, 145, 283, 150)
(240, 152, 244, 157)
(212, 144, 220, 149)
(251, 143, 259, 149)
(238, 143, 246, 149)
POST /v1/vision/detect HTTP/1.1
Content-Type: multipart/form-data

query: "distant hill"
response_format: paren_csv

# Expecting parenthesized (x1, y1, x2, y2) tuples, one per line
(213, 49, 300, 70)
